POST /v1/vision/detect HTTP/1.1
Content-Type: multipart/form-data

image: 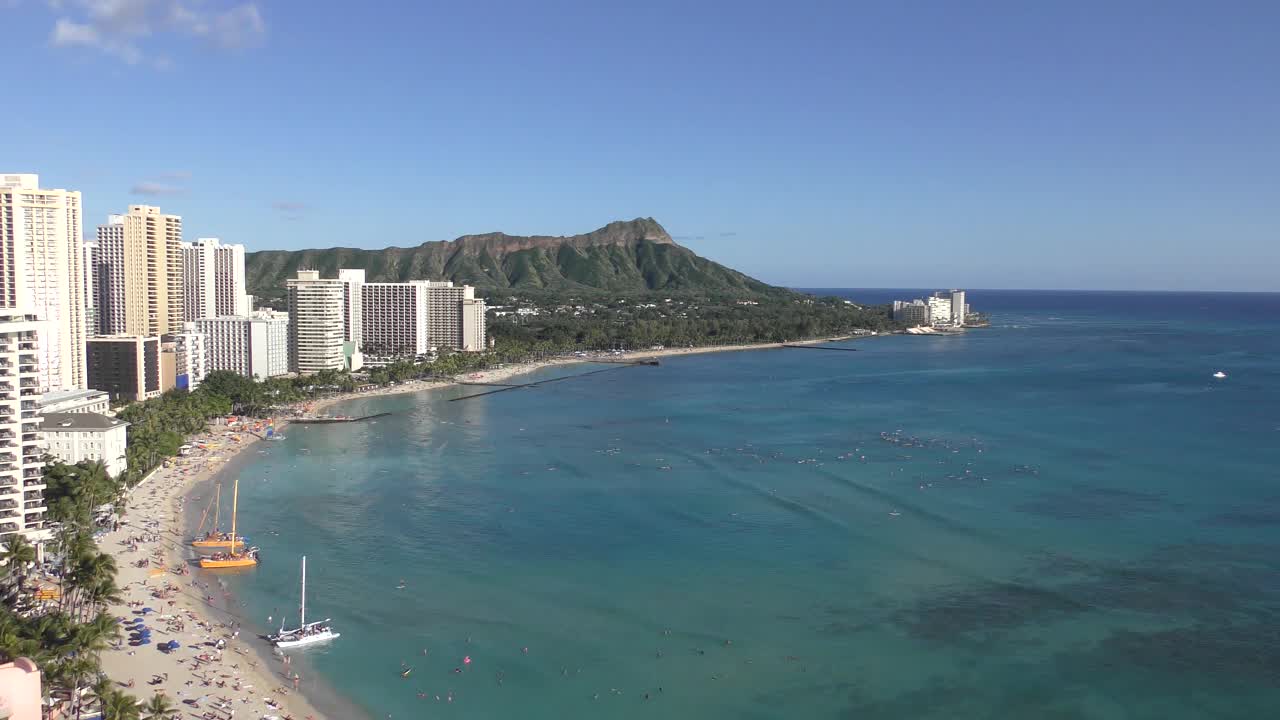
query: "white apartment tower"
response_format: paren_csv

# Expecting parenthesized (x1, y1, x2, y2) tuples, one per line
(0, 174, 87, 392)
(287, 271, 349, 374)
(927, 295, 953, 325)
(95, 206, 184, 337)
(195, 312, 289, 379)
(161, 325, 208, 391)
(0, 313, 48, 541)
(361, 282, 429, 362)
(949, 290, 967, 325)
(181, 237, 248, 321)
(337, 269, 364, 347)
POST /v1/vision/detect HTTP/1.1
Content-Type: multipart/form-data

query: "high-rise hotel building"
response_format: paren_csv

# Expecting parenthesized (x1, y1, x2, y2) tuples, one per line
(361, 282, 430, 362)
(0, 174, 87, 392)
(287, 270, 361, 374)
(423, 282, 487, 352)
(95, 205, 184, 337)
(181, 237, 249, 320)
(0, 173, 57, 541)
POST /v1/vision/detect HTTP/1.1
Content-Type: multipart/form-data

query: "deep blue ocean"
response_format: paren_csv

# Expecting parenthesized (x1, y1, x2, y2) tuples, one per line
(198, 290, 1280, 719)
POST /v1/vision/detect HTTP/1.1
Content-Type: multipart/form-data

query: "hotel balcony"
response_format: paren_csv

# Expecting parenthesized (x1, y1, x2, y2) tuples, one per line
(0, 454, 16, 464)
(0, 510, 18, 519)
(0, 430, 13, 439)
(19, 377, 35, 387)
(23, 467, 42, 478)
(23, 491, 41, 502)
(24, 500, 43, 510)
(0, 523, 18, 534)
(0, 499, 15, 510)
(23, 479, 45, 489)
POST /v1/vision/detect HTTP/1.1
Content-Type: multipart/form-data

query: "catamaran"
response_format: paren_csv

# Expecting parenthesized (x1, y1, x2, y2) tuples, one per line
(199, 478, 259, 569)
(269, 556, 339, 649)
(190, 482, 246, 550)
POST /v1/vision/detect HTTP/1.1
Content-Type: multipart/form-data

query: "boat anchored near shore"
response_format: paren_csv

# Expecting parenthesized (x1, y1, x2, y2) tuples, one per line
(270, 555, 339, 649)
(199, 478, 260, 569)
(190, 481, 247, 550)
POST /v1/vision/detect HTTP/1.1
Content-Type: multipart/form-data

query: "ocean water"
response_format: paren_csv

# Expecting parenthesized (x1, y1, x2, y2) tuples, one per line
(199, 290, 1280, 719)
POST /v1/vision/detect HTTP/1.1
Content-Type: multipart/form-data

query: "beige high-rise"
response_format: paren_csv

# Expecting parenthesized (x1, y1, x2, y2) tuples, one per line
(96, 205, 184, 337)
(0, 174, 87, 392)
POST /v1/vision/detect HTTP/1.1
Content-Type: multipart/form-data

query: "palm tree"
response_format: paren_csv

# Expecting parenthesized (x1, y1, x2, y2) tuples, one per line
(102, 688, 142, 720)
(51, 653, 98, 718)
(72, 612, 120, 657)
(141, 693, 179, 720)
(0, 535, 36, 591)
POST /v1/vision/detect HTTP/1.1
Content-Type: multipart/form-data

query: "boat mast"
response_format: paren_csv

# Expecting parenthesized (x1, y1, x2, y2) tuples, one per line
(230, 479, 239, 554)
(300, 556, 307, 628)
(212, 483, 221, 532)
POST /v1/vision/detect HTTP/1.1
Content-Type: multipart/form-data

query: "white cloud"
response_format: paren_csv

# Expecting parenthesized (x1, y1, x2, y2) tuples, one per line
(131, 180, 184, 196)
(47, 1, 265, 65)
(51, 16, 143, 63)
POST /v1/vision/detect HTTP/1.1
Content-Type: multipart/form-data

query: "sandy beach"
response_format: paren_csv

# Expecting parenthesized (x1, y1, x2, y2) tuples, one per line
(97, 427, 331, 720)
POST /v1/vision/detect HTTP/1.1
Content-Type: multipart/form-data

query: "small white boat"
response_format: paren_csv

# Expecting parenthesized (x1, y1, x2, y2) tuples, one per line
(270, 556, 339, 649)
(1212, 371, 1227, 379)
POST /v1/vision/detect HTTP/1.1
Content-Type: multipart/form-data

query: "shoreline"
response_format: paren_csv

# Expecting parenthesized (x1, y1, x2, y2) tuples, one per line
(98, 427, 337, 720)
(303, 335, 866, 415)
(96, 335, 865, 718)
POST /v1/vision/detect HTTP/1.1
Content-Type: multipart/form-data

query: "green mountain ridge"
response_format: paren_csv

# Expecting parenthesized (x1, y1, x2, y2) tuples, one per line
(244, 218, 780, 302)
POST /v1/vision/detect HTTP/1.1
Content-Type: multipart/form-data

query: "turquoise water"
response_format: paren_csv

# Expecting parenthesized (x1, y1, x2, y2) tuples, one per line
(203, 291, 1280, 719)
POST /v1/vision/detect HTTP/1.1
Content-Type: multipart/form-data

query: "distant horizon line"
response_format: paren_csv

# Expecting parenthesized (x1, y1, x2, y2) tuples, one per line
(792, 286, 1280, 295)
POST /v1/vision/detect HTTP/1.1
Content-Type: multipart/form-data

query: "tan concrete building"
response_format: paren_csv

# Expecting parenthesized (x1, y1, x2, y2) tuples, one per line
(462, 297, 487, 351)
(95, 205, 184, 337)
(0, 174, 87, 392)
(422, 282, 487, 351)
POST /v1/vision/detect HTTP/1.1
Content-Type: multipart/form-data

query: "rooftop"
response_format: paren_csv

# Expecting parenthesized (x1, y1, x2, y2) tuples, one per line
(40, 412, 129, 432)
(36, 388, 109, 407)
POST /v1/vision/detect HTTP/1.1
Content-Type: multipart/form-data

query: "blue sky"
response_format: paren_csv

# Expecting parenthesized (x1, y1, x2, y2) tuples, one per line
(3, 1, 1278, 291)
